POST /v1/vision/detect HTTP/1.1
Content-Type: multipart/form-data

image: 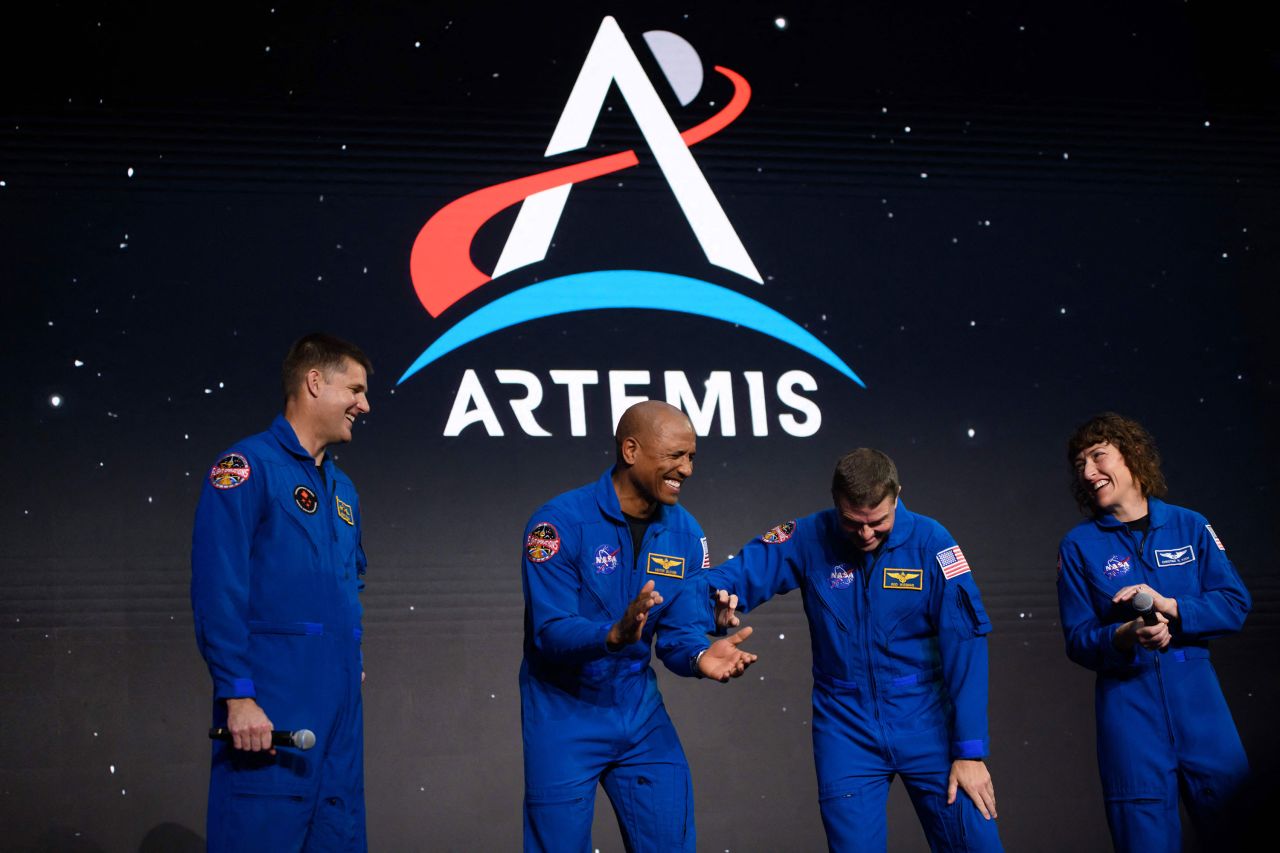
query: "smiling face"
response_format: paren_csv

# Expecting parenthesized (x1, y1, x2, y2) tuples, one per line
(1074, 441, 1145, 519)
(313, 357, 370, 447)
(614, 405, 696, 517)
(835, 492, 897, 553)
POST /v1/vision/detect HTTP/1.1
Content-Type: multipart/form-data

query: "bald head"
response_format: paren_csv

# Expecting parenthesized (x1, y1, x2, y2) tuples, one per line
(612, 401, 696, 516)
(615, 400, 690, 458)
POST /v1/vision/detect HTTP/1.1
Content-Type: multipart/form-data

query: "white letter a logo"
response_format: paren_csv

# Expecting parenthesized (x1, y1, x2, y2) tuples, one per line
(492, 16, 763, 284)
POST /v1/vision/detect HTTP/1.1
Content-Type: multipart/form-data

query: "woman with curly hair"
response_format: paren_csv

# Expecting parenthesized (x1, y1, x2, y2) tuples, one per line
(1055, 412, 1250, 852)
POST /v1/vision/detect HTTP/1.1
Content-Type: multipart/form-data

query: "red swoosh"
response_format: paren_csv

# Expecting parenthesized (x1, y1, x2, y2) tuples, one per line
(409, 66, 751, 318)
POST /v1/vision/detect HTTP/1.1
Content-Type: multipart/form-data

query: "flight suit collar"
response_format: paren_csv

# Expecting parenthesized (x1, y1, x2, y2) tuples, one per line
(594, 466, 668, 528)
(1093, 496, 1169, 532)
(269, 414, 330, 473)
(884, 500, 917, 550)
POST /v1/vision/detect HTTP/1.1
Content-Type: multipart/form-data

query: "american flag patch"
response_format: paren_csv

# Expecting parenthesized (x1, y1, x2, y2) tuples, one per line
(700, 536, 711, 568)
(1206, 524, 1226, 551)
(936, 546, 971, 580)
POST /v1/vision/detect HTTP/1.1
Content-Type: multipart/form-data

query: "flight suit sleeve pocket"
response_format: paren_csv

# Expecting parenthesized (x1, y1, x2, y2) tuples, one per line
(956, 585, 992, 639)
(248, 620, 325, 636)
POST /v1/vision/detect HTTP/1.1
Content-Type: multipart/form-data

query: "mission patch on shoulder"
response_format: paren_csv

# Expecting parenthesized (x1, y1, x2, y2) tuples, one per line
(209, 453, 250, 490)
(761, 520, 796, 544)
(526, 522, 560, 563)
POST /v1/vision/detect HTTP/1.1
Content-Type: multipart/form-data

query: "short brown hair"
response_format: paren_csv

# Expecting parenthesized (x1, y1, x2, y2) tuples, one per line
(1066, 412, 1167, 514)
(832, 448, 900, 507)
(282, 333, 373, 401)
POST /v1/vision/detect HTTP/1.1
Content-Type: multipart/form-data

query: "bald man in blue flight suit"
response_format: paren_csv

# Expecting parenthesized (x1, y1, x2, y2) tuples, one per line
(520, 400, 757, 853)
(708, 448, 1002, 852)
(1058, 413, 1250, 852)
(192, 333, 372, 852)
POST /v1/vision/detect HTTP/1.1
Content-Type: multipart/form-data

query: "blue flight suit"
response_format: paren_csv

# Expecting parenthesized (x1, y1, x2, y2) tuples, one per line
(192, 415, 368, 852)
(1057, 497, 1250, 852)
(520, 469, 713, 853)
(707, 505, 1002, 852)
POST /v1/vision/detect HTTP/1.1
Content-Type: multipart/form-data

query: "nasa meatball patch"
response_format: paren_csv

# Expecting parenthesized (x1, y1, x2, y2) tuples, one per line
(209, 453, 250, 490)
(526, 522, 560, 563)
(594, 544, 619, 575)
(761, 520, 796, 544)
(829, 564, 855, 589)
(1103, 554, 1132, 579)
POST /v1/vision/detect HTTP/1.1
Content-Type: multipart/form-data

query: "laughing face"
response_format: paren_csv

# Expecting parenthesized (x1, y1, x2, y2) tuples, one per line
(316, 357, 370, 446)
(617, 409, 696, 516)
(834, 493, 897, 553)
(1074, 441, 1142, 516)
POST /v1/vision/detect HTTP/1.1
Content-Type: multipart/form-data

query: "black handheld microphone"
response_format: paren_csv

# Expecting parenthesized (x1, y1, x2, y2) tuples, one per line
(208, 727, 316, 750)
(1131, 591, 1160, 627)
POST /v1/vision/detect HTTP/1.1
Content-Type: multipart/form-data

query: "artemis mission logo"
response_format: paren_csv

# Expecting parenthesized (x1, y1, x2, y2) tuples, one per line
(400, 16, 864, 437)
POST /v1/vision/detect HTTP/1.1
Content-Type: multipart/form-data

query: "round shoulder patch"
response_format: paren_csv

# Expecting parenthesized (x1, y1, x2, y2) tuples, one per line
(293, 485, 319, 515)
(209, 453, 251, 490)
(761, 520, 796, 544)
(526, 522, 560, 563)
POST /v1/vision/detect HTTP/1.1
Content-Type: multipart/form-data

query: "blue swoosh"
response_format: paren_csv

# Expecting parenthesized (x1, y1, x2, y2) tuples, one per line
(397, 270, 864, 387)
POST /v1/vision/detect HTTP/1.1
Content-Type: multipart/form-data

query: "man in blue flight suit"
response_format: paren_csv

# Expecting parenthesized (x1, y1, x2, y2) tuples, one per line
(520, 400, 758, 853)
(1057, 412, 1250, 852)
(708, 448, 1002, 852)
(192, 333, 372, 852)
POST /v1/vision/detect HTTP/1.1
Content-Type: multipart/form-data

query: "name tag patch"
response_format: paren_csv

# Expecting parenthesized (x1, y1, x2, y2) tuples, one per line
(883, 568, 923, 590)
(647, 552, 686, 579)
(1154, 545, 1195, 567)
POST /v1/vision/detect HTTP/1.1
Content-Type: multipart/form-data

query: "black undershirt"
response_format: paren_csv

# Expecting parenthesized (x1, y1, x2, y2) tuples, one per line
(1125, 513, 1151, 552)
(1125, 514, 1150, 534)
(623, 512, 652, 570)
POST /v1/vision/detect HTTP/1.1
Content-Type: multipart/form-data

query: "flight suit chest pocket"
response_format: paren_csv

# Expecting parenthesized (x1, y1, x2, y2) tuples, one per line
(579, 541, 622, 617)
(805, 573, 850, 635)
(332, 490, 360, 569)
(877, 566, 928, 637)
(271, 485, 325, 555)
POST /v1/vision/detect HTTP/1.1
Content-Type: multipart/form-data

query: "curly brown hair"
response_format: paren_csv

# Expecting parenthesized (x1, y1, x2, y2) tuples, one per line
(1066, 412, 1168, 515)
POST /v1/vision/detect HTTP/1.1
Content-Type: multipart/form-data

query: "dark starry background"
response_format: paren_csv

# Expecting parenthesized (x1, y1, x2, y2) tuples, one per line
(3, 1, 1278, 850)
